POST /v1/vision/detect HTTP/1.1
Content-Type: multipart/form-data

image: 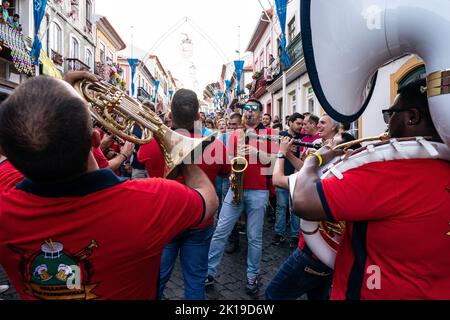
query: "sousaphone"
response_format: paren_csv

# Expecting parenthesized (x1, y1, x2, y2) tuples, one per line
(292, 0, 450, 269)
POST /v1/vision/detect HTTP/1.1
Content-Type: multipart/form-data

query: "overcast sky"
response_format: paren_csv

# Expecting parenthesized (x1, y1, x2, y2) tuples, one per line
(96, 0, 270, 95)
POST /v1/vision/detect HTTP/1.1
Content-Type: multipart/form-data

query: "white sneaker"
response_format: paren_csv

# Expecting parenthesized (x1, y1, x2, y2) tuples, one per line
(0, 285, 9, 294)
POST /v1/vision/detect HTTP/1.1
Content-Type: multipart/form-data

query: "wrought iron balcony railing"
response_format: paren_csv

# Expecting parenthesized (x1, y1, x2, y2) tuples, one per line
(66, 58, 90, 72)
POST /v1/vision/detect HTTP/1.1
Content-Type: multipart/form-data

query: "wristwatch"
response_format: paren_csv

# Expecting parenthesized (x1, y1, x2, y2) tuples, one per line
(276, 152, 286, 159)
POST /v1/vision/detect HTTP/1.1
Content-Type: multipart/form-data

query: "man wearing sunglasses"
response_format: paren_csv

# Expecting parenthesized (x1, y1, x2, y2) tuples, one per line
(207, 99, 276, 296)
(289, 78, 450, 299)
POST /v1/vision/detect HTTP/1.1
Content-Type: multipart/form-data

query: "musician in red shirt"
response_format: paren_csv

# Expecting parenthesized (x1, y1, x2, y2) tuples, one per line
(207, 99, 276, 296)
(291, 78, 450, 299)
(138, 89, 230, 300)
(0, 74, 218, 300)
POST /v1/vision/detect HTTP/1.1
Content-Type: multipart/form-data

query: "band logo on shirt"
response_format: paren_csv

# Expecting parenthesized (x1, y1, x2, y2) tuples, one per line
(9, 239, 100, 300)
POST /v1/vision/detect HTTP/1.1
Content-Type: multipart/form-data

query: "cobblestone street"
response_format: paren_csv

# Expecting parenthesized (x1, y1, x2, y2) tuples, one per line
(1, 214, 294, 301)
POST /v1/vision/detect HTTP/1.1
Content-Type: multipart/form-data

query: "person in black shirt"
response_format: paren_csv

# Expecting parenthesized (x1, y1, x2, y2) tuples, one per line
(272, 113, 305, 248)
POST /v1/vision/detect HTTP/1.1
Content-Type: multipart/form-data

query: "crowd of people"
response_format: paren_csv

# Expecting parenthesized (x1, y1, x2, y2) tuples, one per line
(0, 71, 448, 301)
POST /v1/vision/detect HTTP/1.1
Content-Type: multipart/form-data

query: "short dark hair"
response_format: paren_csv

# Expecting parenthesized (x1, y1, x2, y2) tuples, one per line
(142, 100, 155, 112)
(307, 115, 320, 126)
(13, 14, 20, 18)
(0, 77, 92, 182)
(246, 99, 263, 111)
(171, 89, 199, 127)
(397, 78, 431, 121)
(340, 122, 351, 131)
(303, 112, 312, 117)
(340, 132, 362, 149)
(230, 112, 242, 121)
(263, 113, 272, 121)
(289, 112, 304, 124)
(273, 123, 283, 130)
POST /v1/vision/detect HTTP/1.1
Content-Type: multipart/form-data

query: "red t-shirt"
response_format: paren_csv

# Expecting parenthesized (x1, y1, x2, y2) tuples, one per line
(228, 125, 275, 190)
(92, 147, 109, 169)
(138, 133, 230, 229)
(319, 159, 450, 300)
(0, 161, 205, 300)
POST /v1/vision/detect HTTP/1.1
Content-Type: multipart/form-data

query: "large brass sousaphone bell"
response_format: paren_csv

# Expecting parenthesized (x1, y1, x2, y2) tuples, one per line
(74, 80, 215, 177)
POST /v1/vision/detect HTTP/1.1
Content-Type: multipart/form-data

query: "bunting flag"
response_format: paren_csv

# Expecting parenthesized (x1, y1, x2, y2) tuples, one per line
(127, 59, 139, 96)
(169, 88, 174, 101)
(30, 0, 48, 67)
(154, 80, 160, 104)
(234, 60, 245, 95)
(275, 0, 292, 69)
(225, 80, 231, 105)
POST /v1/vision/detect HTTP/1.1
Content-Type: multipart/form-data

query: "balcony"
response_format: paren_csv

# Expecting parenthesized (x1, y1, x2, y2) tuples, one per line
(51, 50, 64, 66)
(286, 33, 304, 66)
(137, 87, 151, 101)
(66, 58, 90, 72)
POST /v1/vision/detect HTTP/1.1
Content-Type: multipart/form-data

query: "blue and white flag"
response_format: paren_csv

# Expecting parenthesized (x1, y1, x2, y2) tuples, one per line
(30, 0, 48, 66)
(154, 80, 160, 104)
(234, 60, 245, 95)
(275, 0, 292, 69)
(128, 59, 139, 96)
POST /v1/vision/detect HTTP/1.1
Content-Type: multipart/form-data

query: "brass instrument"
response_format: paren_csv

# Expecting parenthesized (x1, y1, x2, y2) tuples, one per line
(74, 80, 215, 177)
(230, 129, 248, 204)
(334, 132, 391, 151)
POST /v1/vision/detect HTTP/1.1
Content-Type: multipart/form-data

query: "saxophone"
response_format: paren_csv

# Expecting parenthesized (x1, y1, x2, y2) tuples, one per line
(230, 128, 248, 204)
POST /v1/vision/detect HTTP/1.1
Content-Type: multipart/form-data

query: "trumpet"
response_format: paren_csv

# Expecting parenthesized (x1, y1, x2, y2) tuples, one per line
(245, 131, 323, 149)
(73, 80, 215, 177)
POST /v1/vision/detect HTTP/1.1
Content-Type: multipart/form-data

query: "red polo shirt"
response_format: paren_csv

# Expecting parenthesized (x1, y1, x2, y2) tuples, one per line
(0, 160, 205, 300)
(318, 159, 450, 300)
(138, 132, 230, 229)
(228, 124, 275, 190)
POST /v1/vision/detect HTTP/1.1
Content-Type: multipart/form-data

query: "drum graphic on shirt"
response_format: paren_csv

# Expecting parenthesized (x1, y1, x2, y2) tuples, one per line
(8, 239, 100, 300)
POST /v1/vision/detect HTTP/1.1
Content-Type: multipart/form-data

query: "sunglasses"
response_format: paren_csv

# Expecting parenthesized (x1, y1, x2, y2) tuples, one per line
(382, 107, 414, 124)
(241, 105, 260, 112)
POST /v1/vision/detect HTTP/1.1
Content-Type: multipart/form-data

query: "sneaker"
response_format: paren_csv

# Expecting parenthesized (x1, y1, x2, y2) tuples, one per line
(245, 276, 260, 296)
(271, 234, 286, 246)
(289, 237, 299, 249)
(225, 241, 239, 254)
(205, 275, 215, 286)
(0, 285, 8, 295)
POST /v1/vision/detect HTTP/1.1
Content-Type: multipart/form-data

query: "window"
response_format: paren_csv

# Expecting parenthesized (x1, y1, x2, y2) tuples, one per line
(290, 91, 297, 112)
(86, 0, 92, 23)
(6, 0, 16, 17)
(266, 41, 272, 66)
(85, 48, 93, 69)
(259, 50, 264, 71)
(307, 86, 315, 114)
(288, 17, 296, 43)
(70, 37, 80, 59)
(70, 0, 79, 21)
(107, 51, 114, 63)
(99, 43, 106, 62)
(50, 22, 62, 54)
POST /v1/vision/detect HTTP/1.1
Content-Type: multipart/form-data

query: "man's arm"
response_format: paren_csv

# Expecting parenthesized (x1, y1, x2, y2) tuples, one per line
(182, 164, 219, 224)
(107, 141, 134, 171)
(292, 147, 344, 221)
(272, 137, 294, 190)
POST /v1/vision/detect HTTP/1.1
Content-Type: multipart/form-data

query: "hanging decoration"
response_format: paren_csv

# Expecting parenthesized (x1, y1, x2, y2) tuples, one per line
(0, 22, 35, 75)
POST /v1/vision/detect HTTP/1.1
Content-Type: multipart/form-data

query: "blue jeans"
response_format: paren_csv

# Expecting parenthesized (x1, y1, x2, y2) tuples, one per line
(265, 248, 333, 300)
(159, 224, 214, 300)
(208, 188, 269, 280)
(275, 187, 299, 238)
